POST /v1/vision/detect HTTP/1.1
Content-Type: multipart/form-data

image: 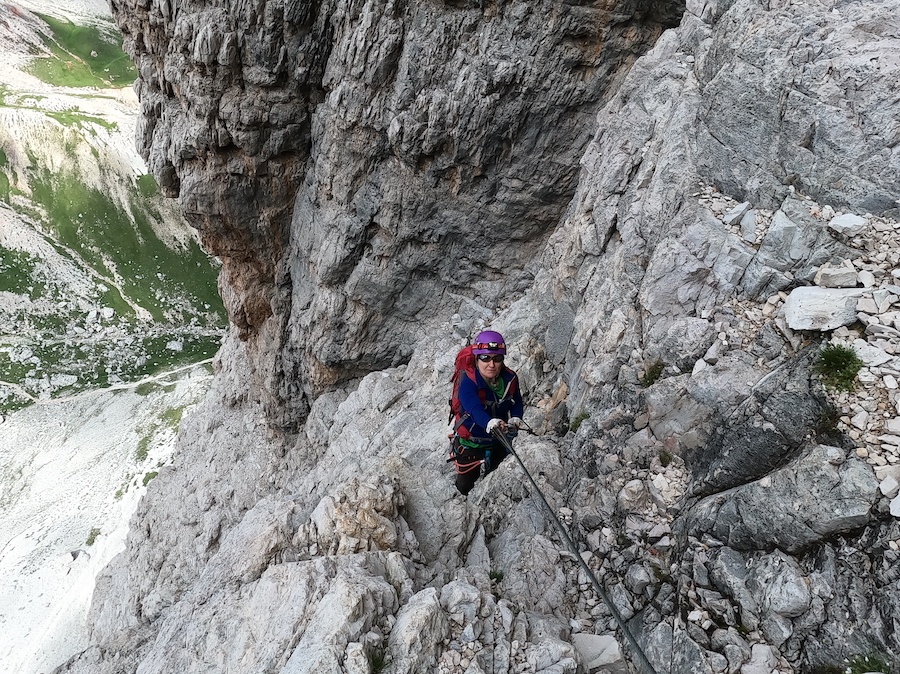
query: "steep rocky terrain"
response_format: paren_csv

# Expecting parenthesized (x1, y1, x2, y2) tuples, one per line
(56, 0, 900, 673)
(0, 2, 224, 672)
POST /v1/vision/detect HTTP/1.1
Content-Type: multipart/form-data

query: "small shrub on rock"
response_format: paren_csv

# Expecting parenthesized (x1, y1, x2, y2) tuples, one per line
(813, 343, 864, 391)
(570, 411, 589, 433)
(640, 360, 665, 387)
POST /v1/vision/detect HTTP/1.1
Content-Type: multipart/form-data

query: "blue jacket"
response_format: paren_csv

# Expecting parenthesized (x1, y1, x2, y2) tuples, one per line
(458, 367, 524, 445)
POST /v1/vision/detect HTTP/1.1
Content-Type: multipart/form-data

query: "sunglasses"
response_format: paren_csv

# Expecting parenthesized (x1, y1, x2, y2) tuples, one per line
(477, 354, 505, 363)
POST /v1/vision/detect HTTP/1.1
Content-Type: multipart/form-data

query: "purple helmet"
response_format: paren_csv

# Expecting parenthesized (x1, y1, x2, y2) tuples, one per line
(472, 330, 506, 355)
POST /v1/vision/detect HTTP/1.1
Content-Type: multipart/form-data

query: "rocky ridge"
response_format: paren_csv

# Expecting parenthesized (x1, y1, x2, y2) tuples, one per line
(54, 0, 900, 673)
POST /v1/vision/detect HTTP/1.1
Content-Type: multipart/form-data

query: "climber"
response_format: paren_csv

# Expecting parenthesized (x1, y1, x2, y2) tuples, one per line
(448, 329, 524, 496)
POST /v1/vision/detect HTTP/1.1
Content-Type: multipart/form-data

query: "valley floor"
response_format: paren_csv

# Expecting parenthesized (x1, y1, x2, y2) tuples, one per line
(0, 365, 212, 674)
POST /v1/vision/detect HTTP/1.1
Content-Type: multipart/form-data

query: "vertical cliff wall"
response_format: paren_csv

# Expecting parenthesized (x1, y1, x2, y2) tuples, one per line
(111, 0, 685, 428)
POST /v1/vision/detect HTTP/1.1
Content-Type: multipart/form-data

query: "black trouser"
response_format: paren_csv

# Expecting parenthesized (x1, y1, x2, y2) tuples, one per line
(453, 441, 509, 496)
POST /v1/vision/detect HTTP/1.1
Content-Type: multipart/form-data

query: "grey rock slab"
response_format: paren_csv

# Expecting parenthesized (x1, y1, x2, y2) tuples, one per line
(853, 338, 892, 367)
(858, 269, 877, 288)
(687, 445, 880, 552)
(880, 475, 899, 498)
(571, 634, 622, 671)
(814, 262, 858, 288)
(875, 465, 900, 482)
(685, 351, 821, 495)
(857, 296, 879, 314)
(387, 587, 449, 674)
(747, 551, 811, 619)
(828, 213, 868, 236)
(708, 547, 760, 632)
(138, 552, 401, 674)
(740, 644, 778, 674)
(439, 581, 482, 625)
(624, 565, 653, 596)
(784, 286, 868, 330)
(723, 201, 752, 226)
(740, 209, 758, 242)
(644, 316, 716, 372)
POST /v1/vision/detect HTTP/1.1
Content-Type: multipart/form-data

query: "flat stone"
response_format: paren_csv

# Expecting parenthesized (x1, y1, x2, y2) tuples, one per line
(857, 296, 880, 314)
(850, 411, 868, 430)
(828, 213, 868, 236)
(880, 475, 900, 498)
(874, 289, 894, 312)
(814, 263, 858, 288)
(572, 634, 621, 670)
(853, 339, 893, 367)
(875, 466, 900, 481)
(858, 270, 877, 288)
(740, 210, 758, 242)
(724, 201, 752, 226)
(784, 287, 868, 331)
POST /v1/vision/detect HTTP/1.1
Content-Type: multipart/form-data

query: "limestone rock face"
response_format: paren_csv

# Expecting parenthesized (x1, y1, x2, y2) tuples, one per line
(111, 0, 684, 426)
(62, 0, 900, 673)
(518, 0, 900, 414)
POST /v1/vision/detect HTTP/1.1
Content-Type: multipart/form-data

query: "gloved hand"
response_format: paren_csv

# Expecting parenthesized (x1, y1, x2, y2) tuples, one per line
(509, 417, 523, 429)
(485, 418, 504, 434)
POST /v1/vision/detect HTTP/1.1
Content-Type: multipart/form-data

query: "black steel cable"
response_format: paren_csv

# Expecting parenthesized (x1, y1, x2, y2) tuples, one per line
(491, 427, 661, 674)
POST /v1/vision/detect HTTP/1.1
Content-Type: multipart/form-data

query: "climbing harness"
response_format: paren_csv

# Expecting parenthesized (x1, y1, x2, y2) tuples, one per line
(448, 439, 485, 476)
(490, 427, 661, 674)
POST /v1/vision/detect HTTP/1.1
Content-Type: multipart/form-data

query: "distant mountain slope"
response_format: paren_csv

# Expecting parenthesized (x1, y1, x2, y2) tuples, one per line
(0, 4, 224, 674)
(0, 3, 225, 411)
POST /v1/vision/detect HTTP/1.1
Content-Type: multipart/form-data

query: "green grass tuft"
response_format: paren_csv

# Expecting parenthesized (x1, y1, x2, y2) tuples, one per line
(370, 649, 389, 674)
(46, 108, 117, 131)
(162, 405, 186, 429)
(136, 174, 159, 198)
(0, 248, 42, 295)
(640, 360, 665, 387)
(142, 471, 158, 486)
(85, 527, 101, 545)
(813, 343, 864, 391)
(135, 434, 151, 462)
(135, 382, 158, 396)
(844, 653, 891, 674)
(0, 171, 9, 204)
(570, 410, 589, 433)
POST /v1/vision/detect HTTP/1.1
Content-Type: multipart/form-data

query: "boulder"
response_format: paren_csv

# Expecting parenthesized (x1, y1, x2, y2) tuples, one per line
(687, 445, 879, 552)
(827, 214, 868, 237)
(784, 287, 868, 331)
(813, 262, 858, 288)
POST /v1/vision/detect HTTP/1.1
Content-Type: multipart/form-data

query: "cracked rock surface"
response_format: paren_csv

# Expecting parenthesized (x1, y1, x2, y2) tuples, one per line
(57, 0, 900, 672)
